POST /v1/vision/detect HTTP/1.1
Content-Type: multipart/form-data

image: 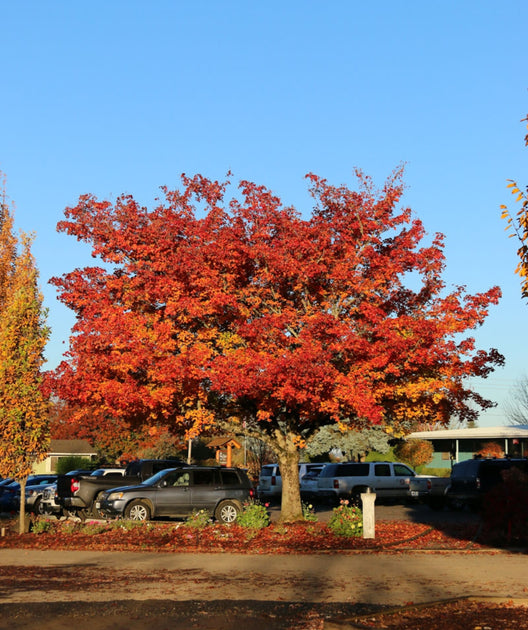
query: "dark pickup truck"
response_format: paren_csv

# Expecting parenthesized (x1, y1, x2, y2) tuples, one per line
(56, 459, 185, 519)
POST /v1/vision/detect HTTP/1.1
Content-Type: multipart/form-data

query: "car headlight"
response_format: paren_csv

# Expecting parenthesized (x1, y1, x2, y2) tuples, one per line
(107, 492, 124, 501)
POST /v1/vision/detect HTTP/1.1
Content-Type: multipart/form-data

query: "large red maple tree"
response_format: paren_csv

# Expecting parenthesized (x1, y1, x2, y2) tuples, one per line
(47, 169, 503, 521)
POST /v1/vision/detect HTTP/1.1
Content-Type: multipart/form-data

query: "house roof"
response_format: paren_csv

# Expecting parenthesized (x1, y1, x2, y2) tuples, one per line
(408, 425, 528, 440)
(49, 439, 98, 455)
(207, 437, 242, 449)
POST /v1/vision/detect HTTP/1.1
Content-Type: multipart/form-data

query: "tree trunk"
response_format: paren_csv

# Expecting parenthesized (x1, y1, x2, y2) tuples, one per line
(18, 477, 29, 534)
(275, 437, 303, 522)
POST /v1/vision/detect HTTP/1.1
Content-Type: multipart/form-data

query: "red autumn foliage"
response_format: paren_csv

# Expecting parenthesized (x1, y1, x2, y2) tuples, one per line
(45, 170, 504, 521)
(476, 441, 505, 459)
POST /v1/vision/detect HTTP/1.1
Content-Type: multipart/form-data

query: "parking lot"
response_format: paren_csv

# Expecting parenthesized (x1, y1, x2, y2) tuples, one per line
(269, 499, 480, 526)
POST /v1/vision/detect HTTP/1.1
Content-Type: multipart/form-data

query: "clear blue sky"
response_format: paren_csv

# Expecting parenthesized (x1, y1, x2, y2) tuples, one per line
(1, 1, 527, 427)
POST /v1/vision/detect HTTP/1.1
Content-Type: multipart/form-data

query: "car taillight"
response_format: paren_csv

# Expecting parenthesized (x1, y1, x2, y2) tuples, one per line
(70, 479, 80, 493)
(427, 479, 432, 491)
(249, 488, 255, 498)
(333, 479, 339, 489)
(271, 475, 276, 486)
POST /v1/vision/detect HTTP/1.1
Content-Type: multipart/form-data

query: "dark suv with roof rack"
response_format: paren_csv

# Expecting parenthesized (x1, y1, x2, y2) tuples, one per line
(447, 457, 528, 510)
(97, 466, 253, 523)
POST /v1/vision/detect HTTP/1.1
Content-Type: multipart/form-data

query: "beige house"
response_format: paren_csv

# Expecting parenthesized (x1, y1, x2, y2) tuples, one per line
(33, 439, 98, 474)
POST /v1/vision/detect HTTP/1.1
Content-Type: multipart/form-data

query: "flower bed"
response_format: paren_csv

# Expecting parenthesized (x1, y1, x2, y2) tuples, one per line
(0, 517, 489, 553)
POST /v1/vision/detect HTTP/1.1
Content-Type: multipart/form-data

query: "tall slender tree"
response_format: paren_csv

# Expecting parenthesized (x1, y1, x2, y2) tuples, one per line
(501, 114, 528, 298)
(0, 181, 50, 533)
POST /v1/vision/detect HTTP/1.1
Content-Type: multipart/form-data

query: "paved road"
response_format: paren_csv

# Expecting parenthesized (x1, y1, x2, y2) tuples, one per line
(1, 548, 526, 607)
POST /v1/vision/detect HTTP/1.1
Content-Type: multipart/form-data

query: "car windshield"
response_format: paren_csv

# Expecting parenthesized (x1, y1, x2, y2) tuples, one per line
(142, 468, 178, 486)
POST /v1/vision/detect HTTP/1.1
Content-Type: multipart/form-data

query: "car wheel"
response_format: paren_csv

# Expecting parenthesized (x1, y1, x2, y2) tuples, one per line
(124, 500, 151, 521)
(34, 497, 45, 515)
(215, 500, 240, 524)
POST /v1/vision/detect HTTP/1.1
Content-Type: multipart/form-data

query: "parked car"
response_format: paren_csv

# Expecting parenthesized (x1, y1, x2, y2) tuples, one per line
(57, 459, 185, 520)
(257, 463, 328, 501)
(97, 466, 253, 523)
(316, 461, 418, 504)
(446, 457, 528, 510)
(0, 481, 18, 512)
(300, 465, 326, 502)
(0, 475, 58, 513)
(89, 468, 125, 478)
(0, 478, 14, 501)
(25, 475, 59, 514)
(41, 469, 123, 518)
(408, 473, 451, 510)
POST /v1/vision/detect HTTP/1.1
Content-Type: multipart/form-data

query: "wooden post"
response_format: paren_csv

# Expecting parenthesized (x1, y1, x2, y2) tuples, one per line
(361, 489, 376, 539)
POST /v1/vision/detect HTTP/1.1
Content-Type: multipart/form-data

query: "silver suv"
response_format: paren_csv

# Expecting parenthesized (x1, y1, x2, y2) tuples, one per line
(257, 463, 326, 501)
(316, 461, 417, 504)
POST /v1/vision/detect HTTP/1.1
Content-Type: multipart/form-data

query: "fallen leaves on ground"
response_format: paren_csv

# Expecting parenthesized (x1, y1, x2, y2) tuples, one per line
(0, 519, 493, 553)
(347, 599, 528, 629)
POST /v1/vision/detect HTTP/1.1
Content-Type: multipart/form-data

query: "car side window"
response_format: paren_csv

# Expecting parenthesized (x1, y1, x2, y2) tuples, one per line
(165, 471, 190, 487)
(221, 471, 240, 485)
(393, 464, 414, 477)
(192, 470, 216, 486)
(374, 464, 391, 477)
(340, 464, 369, 476)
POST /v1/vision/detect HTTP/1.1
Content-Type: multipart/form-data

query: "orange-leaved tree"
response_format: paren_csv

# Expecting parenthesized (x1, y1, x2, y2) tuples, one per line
(47, 169, 503, 521)
(501, 114, 528, 298)
(0, 182, 50, 532)
(394, 438, 434, 469)
(476, 441, 504, 459)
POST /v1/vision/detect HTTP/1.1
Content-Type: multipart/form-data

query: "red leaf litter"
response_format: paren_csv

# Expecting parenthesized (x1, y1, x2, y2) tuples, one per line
(0, 518, 494, 553)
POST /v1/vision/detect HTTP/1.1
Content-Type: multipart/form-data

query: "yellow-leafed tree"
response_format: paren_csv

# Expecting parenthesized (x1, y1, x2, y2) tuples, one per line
(501, 114, 528, 299)
(0, 179, 50, 533)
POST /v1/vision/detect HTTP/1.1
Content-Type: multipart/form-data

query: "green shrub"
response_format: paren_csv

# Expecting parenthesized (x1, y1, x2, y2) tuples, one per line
(105, 519, 148, 533)
(185, 509, 212, 529)
(30, 517, 54, 534)
(302, 502, 317, 522)
(365, 448, 397, 463)
(236, 500, 270, 529)
(55, 456, 93, 474)
(328, 500, 363, 537)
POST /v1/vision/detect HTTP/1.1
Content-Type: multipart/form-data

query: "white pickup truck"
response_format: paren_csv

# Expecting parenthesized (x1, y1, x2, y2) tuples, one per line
(409, 474, 451, 510)
(317, 461, 422, 503)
